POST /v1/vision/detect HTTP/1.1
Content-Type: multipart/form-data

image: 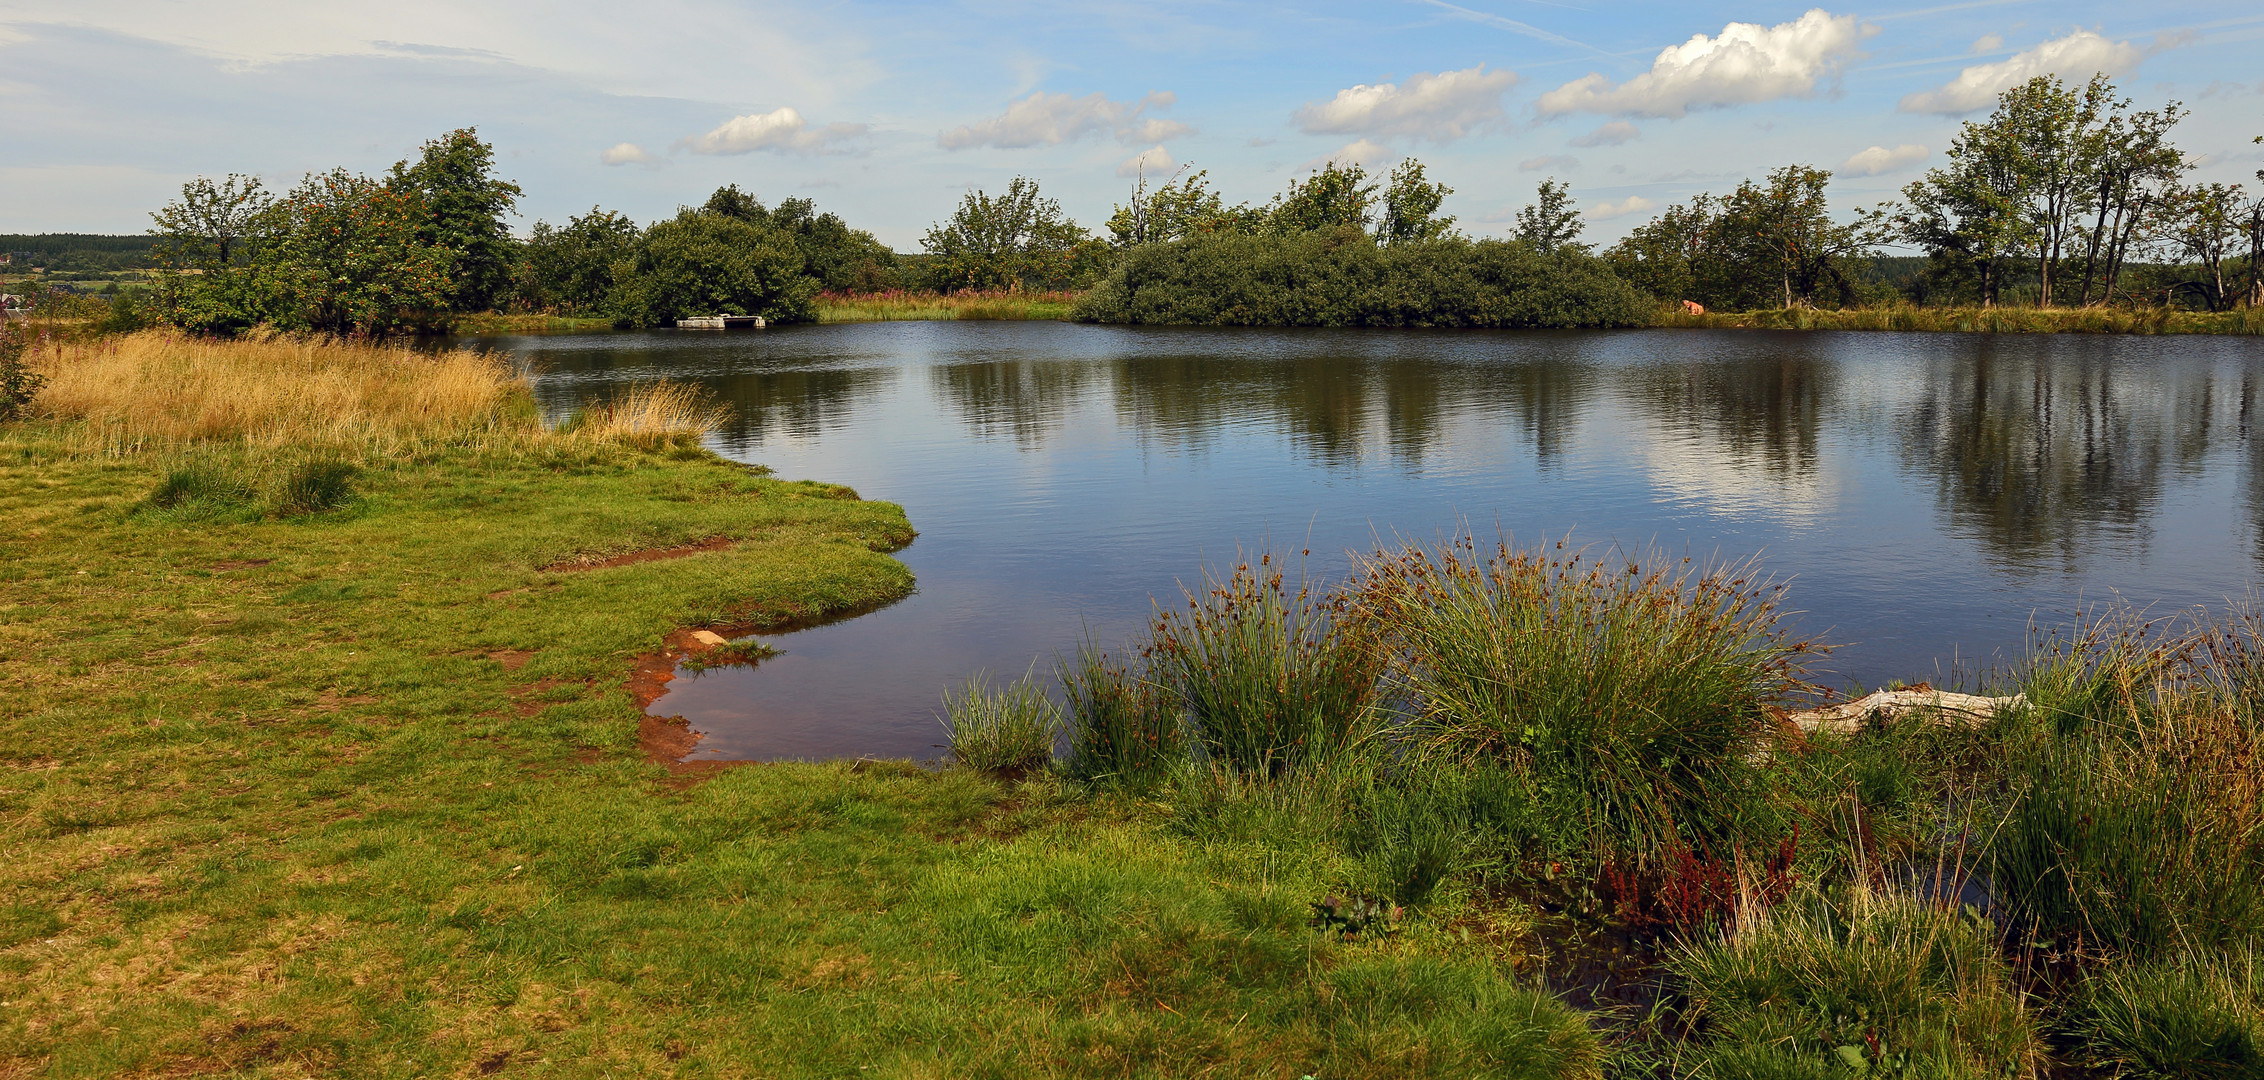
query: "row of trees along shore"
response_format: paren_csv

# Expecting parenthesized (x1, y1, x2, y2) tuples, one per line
(139, 73, 2263, 335)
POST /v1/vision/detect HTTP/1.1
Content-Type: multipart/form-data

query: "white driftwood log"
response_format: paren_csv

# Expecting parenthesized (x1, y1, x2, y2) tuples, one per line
(1784, 688, 2026, 737)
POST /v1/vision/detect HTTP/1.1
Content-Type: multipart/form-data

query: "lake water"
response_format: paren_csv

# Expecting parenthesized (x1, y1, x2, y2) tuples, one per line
(469, 322, 2264, 762)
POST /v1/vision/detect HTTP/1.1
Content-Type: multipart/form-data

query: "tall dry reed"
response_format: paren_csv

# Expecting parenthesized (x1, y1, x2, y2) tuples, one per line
(29, 329, 529, 456)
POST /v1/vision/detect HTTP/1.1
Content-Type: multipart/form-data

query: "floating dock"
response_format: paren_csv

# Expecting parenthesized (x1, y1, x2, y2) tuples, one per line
(675, 314, 766, 329)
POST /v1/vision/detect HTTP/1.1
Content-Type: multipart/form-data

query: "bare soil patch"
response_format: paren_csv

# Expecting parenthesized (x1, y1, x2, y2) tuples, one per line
(541, 536, 734, 573)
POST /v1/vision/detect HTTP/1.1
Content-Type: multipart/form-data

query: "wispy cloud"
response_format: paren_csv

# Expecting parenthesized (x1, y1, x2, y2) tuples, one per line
(1520, 155, 1580, 171)
(683, 107, 866, 155)
(1294, 65, 1519, 143)
(939, 91, 1188, 150)
(1570, 121, 1640, 147)
(1538, 9, 1873, 118)
(1408, 0, 1613, 59)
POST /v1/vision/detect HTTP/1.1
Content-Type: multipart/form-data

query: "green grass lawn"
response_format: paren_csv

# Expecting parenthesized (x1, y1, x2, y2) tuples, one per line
(0, 431, 1601, 1079)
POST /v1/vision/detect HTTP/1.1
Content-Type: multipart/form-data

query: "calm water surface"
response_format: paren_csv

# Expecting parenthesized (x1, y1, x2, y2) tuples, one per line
(467, 323, 2264, 762)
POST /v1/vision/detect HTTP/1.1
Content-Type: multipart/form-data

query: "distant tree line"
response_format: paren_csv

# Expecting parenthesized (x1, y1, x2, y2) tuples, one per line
(137, 75, 2262, 335)
(1610, 74, 2262, 313)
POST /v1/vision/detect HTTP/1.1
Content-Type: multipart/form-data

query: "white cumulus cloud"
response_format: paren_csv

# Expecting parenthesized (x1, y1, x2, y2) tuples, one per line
(1898, 30, 2150, 115)
(1584, 195, 1659, 220)
(1571, 121, 1641, 147)
(684, 107, 866, 155)
(1293, 65, 1519, 142)
(1839, 143, 1928, 176)
(1520, 155, 1580, 172)
(1304, 138, 1397, 171)
(1118, 145, 1178, 177)
(939, 91, 1188, 150)
(1538, 9, 1871, 118)
(599, 142, 654, 165)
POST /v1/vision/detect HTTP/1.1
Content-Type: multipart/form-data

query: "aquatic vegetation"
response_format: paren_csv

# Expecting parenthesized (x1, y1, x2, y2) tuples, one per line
(1056, 638, 1183, 784)
(941, 669, 1063, 775)
(1350, 538, 1820, 855)
(1148, 555, 1386, 775)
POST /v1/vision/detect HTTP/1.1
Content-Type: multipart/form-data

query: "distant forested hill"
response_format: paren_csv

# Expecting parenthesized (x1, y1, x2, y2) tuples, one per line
(0, 234, 158, 273)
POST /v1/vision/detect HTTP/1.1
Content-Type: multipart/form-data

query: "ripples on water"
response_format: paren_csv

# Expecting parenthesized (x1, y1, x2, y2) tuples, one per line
(463, 322, 2264, 762)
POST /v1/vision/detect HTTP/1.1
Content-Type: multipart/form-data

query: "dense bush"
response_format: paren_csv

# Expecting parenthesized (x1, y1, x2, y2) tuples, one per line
(1071, 228, 1650, 328)
(606, 211, 816, 328)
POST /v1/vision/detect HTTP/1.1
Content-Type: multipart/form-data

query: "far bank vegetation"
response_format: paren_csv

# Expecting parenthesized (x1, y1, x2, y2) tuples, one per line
(16, 71, 2249, 336)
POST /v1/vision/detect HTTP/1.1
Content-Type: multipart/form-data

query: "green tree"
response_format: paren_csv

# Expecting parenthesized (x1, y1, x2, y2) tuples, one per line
(610, 211, 815, 327)
(149, 175, 271, 270)
(518, 207, 640, 314)
(1605, 196, 1717, 304)
(1896, 123, 2032, 306)
(1106, 168, 1257, 246)
(387, 128, 523, 313)
(1264, 162, 1377, 235)
(1376, 160, 1456, 245)
(920, 177, 1100, 291)
(1717, 165, 1887, 309)
(700, 186, 899, 292)
(2162, 182, 2249, 310)
(1512, 178, 1584, 255)
(149, 175, 288, 334)
(265, 169, 455, 334)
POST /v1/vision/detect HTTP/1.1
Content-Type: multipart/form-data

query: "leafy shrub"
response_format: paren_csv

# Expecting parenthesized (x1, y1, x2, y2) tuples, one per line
(1072, 229, 1650, 328)
(1057, 639, 1183, 784)
(0, 321, 43, 422)
(1350, 538, 1817, 855)
(1673, 889, 2041, 1079)
(942, 671, 1061, 775)
(2069, 952, 2264, 1080)
(1149, 556, 1385, 775)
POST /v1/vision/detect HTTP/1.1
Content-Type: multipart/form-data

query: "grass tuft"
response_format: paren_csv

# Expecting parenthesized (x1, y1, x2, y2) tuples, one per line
(2068, 951, 2264, 1079)
(1673, 887, 2043, 1078)
(1351, 537, 1819, 855)
(1149, 555, 1385, 775)
(553, 380, 724, 451)
(1057, 637, 1184, 785)
(942, 670, 1063, 774)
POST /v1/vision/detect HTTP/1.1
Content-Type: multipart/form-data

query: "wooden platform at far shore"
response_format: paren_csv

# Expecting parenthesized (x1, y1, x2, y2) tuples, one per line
(676, 315, 766, 329)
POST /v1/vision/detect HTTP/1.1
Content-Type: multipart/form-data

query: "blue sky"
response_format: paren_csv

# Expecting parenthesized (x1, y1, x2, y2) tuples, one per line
(3, 1, 2260, 248)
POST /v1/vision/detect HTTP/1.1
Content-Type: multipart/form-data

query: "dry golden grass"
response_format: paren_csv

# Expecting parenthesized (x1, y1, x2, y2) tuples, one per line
(30, 330, 531, 456)
(557, 380, 725, 447)
(26, 330, 720, 457)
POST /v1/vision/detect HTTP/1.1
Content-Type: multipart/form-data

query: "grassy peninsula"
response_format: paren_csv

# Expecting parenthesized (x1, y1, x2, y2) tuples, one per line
(5, 331, 2262, 1077)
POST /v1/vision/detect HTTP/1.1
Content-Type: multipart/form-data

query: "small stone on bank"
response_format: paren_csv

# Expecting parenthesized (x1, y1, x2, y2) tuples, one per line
(688, 630, 729, 650)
